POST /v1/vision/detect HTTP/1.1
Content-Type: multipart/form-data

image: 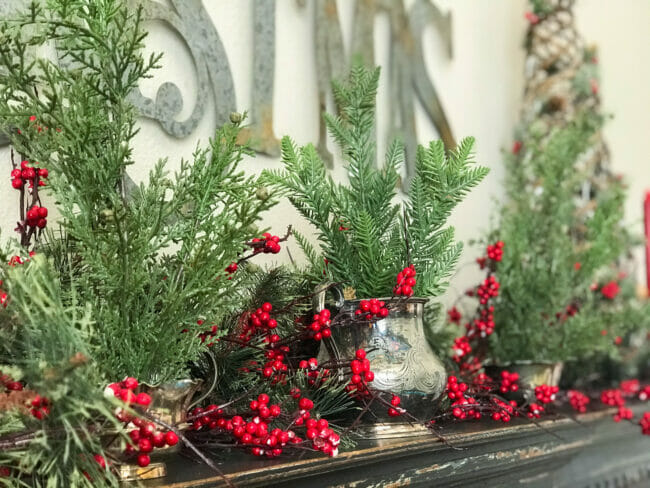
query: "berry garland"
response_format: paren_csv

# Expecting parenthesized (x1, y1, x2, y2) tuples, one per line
(439, 241, 650, 439)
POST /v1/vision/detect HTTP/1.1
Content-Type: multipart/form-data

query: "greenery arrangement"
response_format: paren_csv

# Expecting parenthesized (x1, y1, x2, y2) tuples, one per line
(264, 65, 488, 300)
(0, 0, 278, 484)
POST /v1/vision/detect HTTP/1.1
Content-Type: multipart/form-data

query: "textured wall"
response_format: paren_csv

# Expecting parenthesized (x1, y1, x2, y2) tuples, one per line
(1, 0, 648, 301)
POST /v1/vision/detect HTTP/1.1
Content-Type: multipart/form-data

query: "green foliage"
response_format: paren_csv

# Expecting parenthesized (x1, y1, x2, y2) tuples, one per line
(264, 65, 488, 298)
(489, 118, 629, 362)
(0, 0, 276, 384)
(0, 256, 124, 487)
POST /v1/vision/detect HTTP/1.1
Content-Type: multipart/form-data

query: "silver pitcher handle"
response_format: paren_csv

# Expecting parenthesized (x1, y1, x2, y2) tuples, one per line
(312, 281, 345, 312)
(188, 352, 219, 410)
(313, 282, 345, 368)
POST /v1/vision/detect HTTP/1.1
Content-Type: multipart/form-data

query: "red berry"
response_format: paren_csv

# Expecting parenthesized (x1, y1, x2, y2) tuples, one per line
(152, 431, 166, 447)
(258, 393, 270, 404)
(164, 431, 179, 446)
(135, 393, 151, 407)
(138, 438, 153, 453)
(299, 398, 314, 410)
(11, 178, 23, 189)
(137, 454, 150, 467)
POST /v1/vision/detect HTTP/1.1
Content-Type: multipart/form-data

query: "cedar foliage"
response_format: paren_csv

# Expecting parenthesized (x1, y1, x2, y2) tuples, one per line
(0, 0, 275, 384)
(264, 65, 488, 299)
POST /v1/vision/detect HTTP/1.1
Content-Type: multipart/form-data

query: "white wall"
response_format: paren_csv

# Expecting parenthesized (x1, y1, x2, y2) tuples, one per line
(1, 0, 649, 299)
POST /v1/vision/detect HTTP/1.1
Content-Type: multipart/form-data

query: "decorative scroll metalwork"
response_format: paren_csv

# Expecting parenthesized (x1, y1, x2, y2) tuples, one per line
(127, 0, 236, 139)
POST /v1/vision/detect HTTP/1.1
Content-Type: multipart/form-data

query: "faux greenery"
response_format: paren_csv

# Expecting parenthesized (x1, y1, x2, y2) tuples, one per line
(0, 0, 275, 384)
(488, 117, 632, 363)
(264, 65, 488, 299)
(0, 253, 124, 487)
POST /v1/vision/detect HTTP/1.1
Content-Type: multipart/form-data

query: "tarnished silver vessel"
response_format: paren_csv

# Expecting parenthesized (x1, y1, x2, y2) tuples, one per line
(315, 288, 447, 434)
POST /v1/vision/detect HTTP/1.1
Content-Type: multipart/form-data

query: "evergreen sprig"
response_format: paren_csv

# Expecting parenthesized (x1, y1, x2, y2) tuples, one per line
(264, 65, 488, 298)
(0, 255, 124, 487)
(0, 0, 276, 383)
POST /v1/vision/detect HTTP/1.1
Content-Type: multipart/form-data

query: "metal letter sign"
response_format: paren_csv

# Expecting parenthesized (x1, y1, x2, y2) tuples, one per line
(2, 0, 455, 187)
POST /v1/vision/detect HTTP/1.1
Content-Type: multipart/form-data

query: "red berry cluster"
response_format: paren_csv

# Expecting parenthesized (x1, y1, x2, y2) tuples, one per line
(25, 205, 48, 229)
(476, 275, 500, 305)
(188, 404, 225, 431)
(450, 245, 503, 369)
(451, 336, 472, 363)
(251, 233, 282, 255)
(29, 395, 50, 420)
(527, 403, 545, 419)
(600, 281, 620, 300)
(447, 306, 462, 324)
(568, 390, 590, 413)
(499, 371, 520, 394)
(472, 372, 493, 391)
(447, 376, 481, 420)
(486, 241, 504, 262)
(354, 299, 389, 321)
(105, 378, 152, 410)
(0, 372, 23, 392)
(307, 309, 332, 341)
(304, 417, 341, 457)
(388, 395, 404, 417)
(466, 305, 495, 338)
(393, 265, 416, 297)
(620, 379, 640, 395)
(490, 398, 516, 423)
(240, 302, 278, 342)
(298, 358, 329, 386)
(261, 347, 289, 383)
(639, 386, 650, 401)
(105, 378, 178, 468)
(640, 412, 650, 436)
(197, 320, 219, 346)
(197, 393, 339, 458)
(600, 389, 625, 407)
(534, 384, 559, 404)
(613, 406, 633, 423)
(345, 349, 374, 398)
(225, 262, 238, 275)
(10, 160, 48, 191)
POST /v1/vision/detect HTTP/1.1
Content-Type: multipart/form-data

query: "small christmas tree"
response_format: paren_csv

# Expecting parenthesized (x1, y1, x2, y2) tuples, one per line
(488, 118, 630, 363)
(264, 65, 488, 300)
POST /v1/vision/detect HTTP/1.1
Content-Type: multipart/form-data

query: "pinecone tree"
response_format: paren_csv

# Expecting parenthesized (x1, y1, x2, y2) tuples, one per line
(520, 0, 618, 229)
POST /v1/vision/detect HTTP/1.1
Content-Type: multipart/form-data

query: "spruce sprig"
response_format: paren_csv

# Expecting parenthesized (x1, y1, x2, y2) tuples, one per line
(264, 65, 488, 299)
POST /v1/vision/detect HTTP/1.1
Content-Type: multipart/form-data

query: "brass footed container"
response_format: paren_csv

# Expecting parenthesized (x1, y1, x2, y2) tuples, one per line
(141, 379, 203, 429)
(112, 379, 203, 481)
(317, 295, 447, 436)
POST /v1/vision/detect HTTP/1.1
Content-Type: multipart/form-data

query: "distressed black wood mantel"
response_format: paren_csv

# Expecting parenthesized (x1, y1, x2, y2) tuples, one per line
(139, 405, 650, 488)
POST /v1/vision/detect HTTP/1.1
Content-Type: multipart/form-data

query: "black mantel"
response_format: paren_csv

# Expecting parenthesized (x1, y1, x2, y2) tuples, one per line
(138, 405, 650, 488)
